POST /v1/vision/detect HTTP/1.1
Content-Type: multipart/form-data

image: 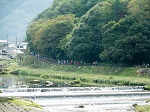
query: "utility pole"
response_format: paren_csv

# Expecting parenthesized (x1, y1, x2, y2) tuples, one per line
(16, 36, 18, 47)
(16, 36, 18, 62)
(7, 35, 9, 46)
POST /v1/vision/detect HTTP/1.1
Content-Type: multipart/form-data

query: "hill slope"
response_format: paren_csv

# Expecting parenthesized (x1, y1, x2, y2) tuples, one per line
(0, 0, 53, 43)
(26, 0, 150, 65)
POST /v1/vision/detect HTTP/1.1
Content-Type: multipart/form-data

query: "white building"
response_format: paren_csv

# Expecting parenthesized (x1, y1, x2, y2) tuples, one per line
(17, 42, 28, 50)
(0, 48, 8, 59)
(0, 40, 27, 59)
(0, 40, 8, 45)
(0, 40, 8, 59)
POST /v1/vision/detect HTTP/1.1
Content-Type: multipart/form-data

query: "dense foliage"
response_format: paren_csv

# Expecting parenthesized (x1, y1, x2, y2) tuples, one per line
(27, 15, 75, 59)
(26, 0, 150, 65)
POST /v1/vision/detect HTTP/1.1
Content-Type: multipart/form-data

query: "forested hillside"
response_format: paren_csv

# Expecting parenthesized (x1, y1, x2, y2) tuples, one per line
(26, 0, 150, 65)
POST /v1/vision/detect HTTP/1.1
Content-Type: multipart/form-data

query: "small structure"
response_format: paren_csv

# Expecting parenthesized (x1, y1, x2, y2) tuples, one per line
(0, 40, 8, 45)
(16, 42, 28, 53)
(0, 40, 28, 60)
(0, 49, 8, 59)
(0, 40, 8, 59)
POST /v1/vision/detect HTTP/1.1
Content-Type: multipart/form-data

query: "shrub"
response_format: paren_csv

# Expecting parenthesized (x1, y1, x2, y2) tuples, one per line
(10, 70, 20, 74)
(143, 86, 150, 91)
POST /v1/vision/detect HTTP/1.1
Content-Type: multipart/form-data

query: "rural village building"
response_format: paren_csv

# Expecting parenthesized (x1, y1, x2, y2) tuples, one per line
(0, 40, 27, 60)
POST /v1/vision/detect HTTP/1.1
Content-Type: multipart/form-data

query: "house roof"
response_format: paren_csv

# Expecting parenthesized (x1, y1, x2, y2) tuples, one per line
(0, 40, 7, 42)
(17, 42, 28, 46)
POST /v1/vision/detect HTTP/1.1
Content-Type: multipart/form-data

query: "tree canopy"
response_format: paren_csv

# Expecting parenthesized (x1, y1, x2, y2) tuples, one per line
(26, 0, 150, 65)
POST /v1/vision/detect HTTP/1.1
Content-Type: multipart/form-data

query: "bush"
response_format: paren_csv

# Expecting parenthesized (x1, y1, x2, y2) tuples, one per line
(10, 70, 20, 74)
(143, 86, 150, 91)
(133, 103, 137, 107)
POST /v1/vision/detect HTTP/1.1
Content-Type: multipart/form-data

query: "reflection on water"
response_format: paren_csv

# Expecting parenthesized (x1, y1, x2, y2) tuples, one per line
(0, 74, 67, 89)
(0, 75, 13, 88)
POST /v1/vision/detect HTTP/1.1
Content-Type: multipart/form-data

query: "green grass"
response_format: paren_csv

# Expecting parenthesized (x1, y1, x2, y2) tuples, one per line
(11, 98, 42, 109)
(10, 64, 150, 87)
(2, 58, 150, 87)
(136, 105, 150, 112)
(0, 98, 13, 103)
(0, 98, 41, 108)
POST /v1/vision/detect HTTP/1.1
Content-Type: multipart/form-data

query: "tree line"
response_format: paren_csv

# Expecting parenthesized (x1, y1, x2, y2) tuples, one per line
(26, 0, 150, 66)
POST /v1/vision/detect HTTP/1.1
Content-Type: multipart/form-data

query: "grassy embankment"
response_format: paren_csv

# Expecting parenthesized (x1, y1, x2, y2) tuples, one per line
(0, 98, 41, 108)
(1, 57, 150, 112)
(133, 99, 150, 112)
(7, 56, 150, 87)
(136, 105, 150, 112)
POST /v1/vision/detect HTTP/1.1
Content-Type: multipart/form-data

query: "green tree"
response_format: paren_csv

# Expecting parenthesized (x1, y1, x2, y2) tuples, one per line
(66, 0, 129, 63)
(66, 4, 104, 62)
(100, 15, 150, 65)
(27, 15, 75, 60)
(128, 0, 150, 19)
(111, 0, 126, 21)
